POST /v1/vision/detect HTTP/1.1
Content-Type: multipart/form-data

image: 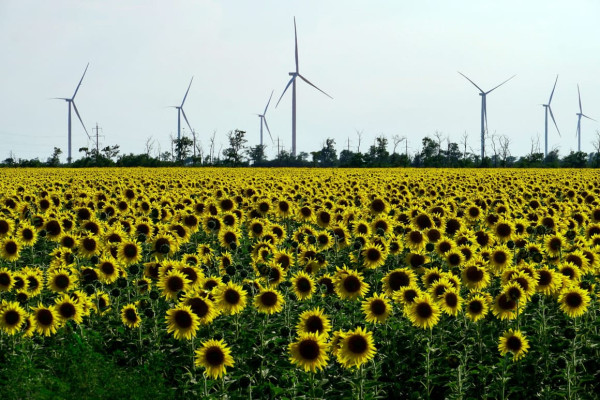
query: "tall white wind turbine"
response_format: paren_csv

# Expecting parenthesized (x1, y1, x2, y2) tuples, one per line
(458, 72, 515, 161)
(53, 63, 91, 164)
(171, 77, 194, 141)
(276, 17, 332, 157)
(542, 75, 560, 158)
(257, 90, 274, 147)
(575, 85, 596, 152)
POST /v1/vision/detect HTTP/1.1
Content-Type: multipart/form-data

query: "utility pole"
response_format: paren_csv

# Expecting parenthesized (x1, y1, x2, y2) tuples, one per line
(277, 137, 281, 158)
(347, 137, 350, 152)
(92, 123, 103, 163)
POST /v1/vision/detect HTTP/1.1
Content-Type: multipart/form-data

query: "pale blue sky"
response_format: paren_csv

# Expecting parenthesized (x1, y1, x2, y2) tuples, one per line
(1, 0, 599, 161)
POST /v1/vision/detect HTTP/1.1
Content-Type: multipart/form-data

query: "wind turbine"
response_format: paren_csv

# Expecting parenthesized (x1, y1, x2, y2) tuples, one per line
(171, 77, 194, 141)
(458, 72, 515, 161)
(575, 84, 596, 152)
(257, 90, 274, 147)
(276, 17, 332, 157)
(542, 75, 560, 158)
(53, 63, 90, 164)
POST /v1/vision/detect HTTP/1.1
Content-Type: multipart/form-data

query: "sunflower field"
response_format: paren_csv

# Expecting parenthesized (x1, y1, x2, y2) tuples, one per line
(0, 168, 599, 399)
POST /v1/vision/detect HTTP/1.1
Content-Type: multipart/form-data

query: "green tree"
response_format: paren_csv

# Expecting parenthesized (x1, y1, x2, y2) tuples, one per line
(223, 130, 248, 166)
(46, 147, 62, 167)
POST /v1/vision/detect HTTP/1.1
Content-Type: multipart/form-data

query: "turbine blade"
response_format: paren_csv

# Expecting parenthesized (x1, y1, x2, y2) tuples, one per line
(581, 114, 597, 122)
(548, 75, 558, 104)
(486, 74, 516, 94)
(263, 117, 274, 144)
(52, 97, 70, 101)
(72, 102, 90, 138)
(72, 63, 90, 99)
(457, 71, 484, 93)
(483, 97, 488, 134)
(275, 76, 296, 108)
(294, 17, 299, 72)
(181, 108, 193, 133)
(548, 106, 561, 137)
(181, 77, 194, 107)
(298, 74, 333, 99)
(578, 84, 582, 113)
(264, 90, 274, 115)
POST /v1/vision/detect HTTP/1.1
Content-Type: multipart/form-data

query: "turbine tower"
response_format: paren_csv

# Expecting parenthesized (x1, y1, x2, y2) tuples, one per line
(575, 84, 596, 152)
(542, 75, 560, 158)
(257, 90, 274, 146)
(53, 63, 90, 164)
(276, 17, 332, 157)
(171, 77, 194, 141)
(458, 72, 515, 161)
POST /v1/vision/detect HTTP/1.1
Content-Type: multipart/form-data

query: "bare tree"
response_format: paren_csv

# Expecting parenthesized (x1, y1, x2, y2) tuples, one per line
(592, 130, 600, 154)
(356, 129, 364, 153)
(392, 134, 406, 154)
(489, 132, 499, 166)
(434, 130, 444, 157)
(209, 130, 217, 164)
(144, 136, 155, 156)
(460, 131, 469, 160)
(169, 134, 175, 160)
(498, 135, 511, 166)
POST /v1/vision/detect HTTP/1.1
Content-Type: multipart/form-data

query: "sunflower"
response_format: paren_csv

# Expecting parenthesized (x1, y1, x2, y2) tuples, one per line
(22, 267, 44, 298)
(254, 288, 285, 315)
(558, 285, 591, 318)
(58, 233, 78, 250)
(158, 269, 191, 300)
(498, 329, 530, 361)
(195, 339, 235, 379)
(0, 238, 20, 262)
(421, 267, 444, 288)
(289, 332, 330, 373)
(0, 301, 27, 335)
(405, 230, 427, 252)
(78, 234, 100, 258)
(362, 293, 392, 324)
(489, 245, 513, 272)
(181, 292, 218, 325)
(296, 307, 331, 337)
(54, 294, 84, 324)
(408, 294, 441, 329)
(21, 314, 36, 337)
(393, 285, 423, 308)
(218, 228, 241, 251)
(0, 268, 14, 292)
(494, 219, 515, 242)
(273, 250, 294, 271)
(97, 258, 121, 284)
(47, 268, 78, 293)
(382, 268, 416, 295)
(465, 294, 489, 322)
(336, 326, 377, 369)
(261, 264, 286, 287)
(492, 292, 519, 321)
(151, 234, 177, 259)
(16, 223, 37, 246)
(536, 266, 560, 295)
(291, 271, 316, 301)
(32, 303, 61, 336)
(508, 271, 537, 299)
(90, 291, 111, 315)
(166, 304, 200, 340)
(439, 288, 462, 317)
(175, 263, 204, 291)
(0, 217, 14, 238)
(361, 243, 387, 269)
(544, 233, 565, 257)
(461, 263, 490, 291)
(557, 262, 581, 283)
(435, 237, 455, 255)
(334, 267, 370, 301)
(214, 282, 247, 315)
(121, 303, 142, 329)
(117, 240, 143, 265)
(201, 276, 223, 292)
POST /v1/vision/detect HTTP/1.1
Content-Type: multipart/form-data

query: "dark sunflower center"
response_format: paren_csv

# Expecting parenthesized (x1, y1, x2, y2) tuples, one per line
(465, 266, 483, 282)
(446, 219, 461, 235)
(46, 221, 61, 236)
(438, 242, 452, 253)
(493, 251, 507, 264)
(124, 244, 138, 258)
(434, 285, 447, 297)
(59, 303, 76, 318)
(426, 273, 440, 286)
(565, 255, 582, 268)
(318, 212, 330, 224)
(204, 280, 218, 291)
(155, 238, 170, 254)
(561, 267, 575, 279)
(296, 277, 312, 293)
(278, 201, 289, 212)
(205, 347, 225, 366)
(448, 254, 461, 266)
(224, 289, 240, 305)
(260, 291, 278, 307)
(0, 273, 10, 286)
(357, 224, 368, 234)
(125, 308, 138, 322)
(54, 275, 70, 289)
(538, 270, 552, 286)
(101, 262, 115, 275)
(27, 276, 39, 290)
(389, 271, 410, 290)
(252, 223, 263, 234)
(82, 238, 97, 252)
(4, 310, 20, 325)
(409, 254, 425, 268)
(549, 238, 562, 251)
(305, 316, 324, 333)
(565, 292, 583, 308)
(445, 293, 458, 308)
(506, 336, 522, 352)
(343, 276, 361, 293)
(409, 231, 423, 244)
(174, 310, 193, 328)
(371, 199, 385, 212)
(366, 248, 381, 262)
(188, 298, 209, 317)
(22, 229, 34, 240)
(347, 334, 368, 354)
(370, 299, 387, 315)
(0, 220, 9, 234)
(514, 277, 529, 291)
(62, 236, 75, 248)
(416, 214, 432, 230)
(298, 339, 320, 360)
(224, 232, 237, 244)
(37, 309, 54, 326)
(498, 293, 516, 310)
(167, 276, 184, 292)
(181, 267, 198, 283)
(5, 241, 18, 255)
(496, 223, 511, 237)
(416, 302, 433, 318)
(468, 300, 483, 314)
(404, 289, 418, 303)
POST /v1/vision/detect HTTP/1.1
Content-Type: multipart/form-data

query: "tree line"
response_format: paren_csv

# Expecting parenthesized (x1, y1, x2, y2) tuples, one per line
(3, 129, 600, 168)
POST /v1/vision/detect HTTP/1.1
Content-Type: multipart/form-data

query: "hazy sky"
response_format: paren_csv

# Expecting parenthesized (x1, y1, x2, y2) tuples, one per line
(1, 0, 599, 162)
